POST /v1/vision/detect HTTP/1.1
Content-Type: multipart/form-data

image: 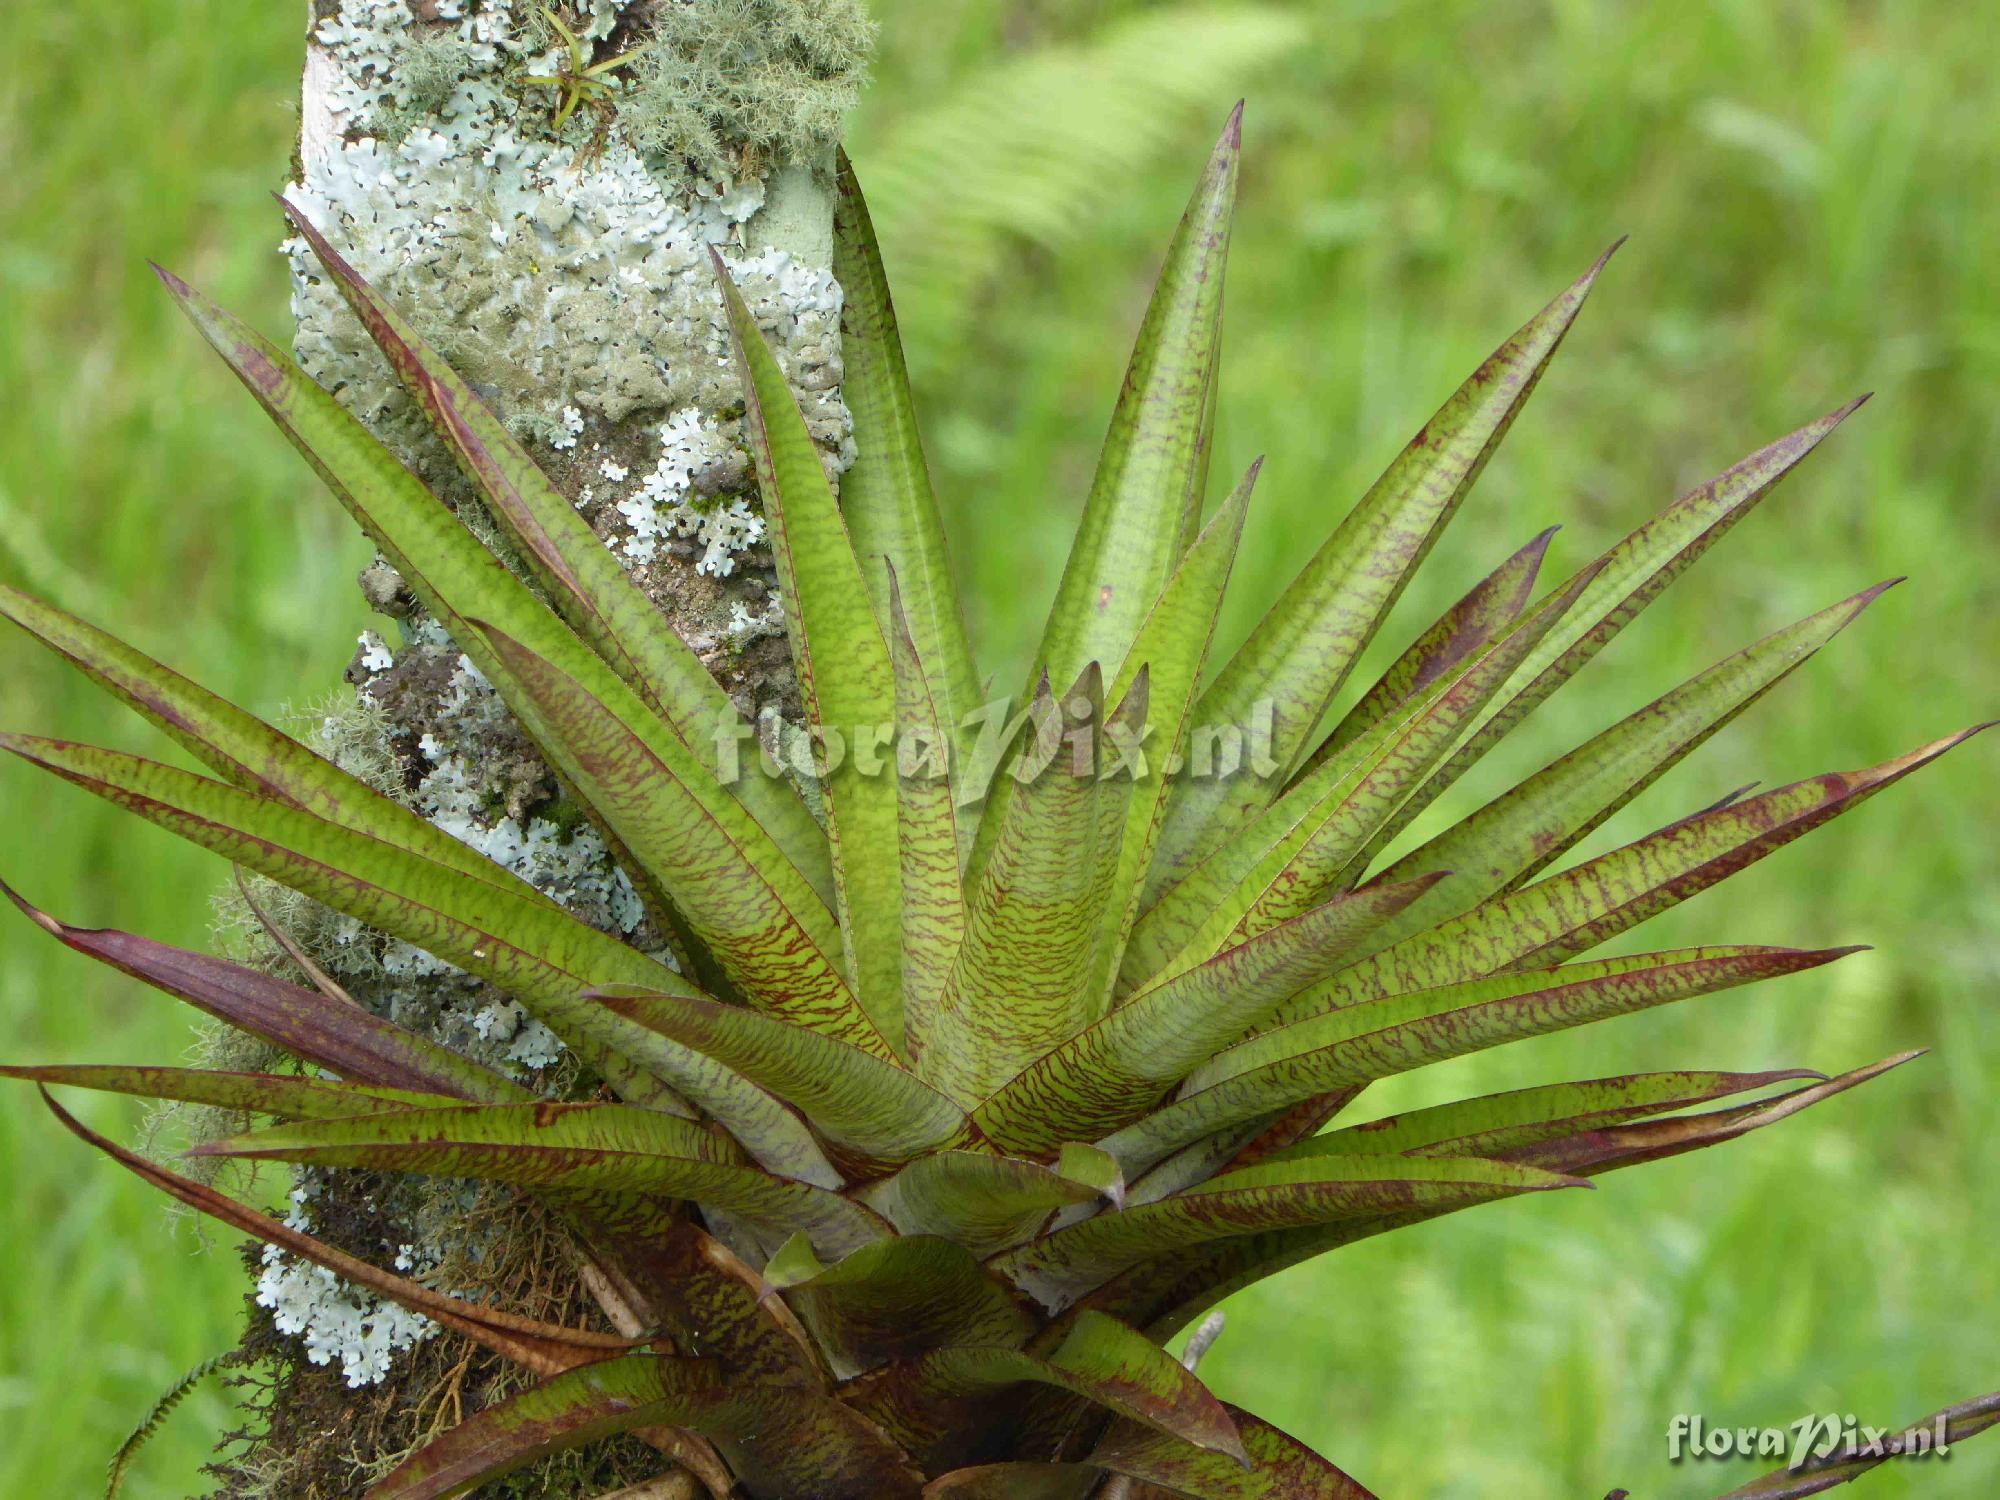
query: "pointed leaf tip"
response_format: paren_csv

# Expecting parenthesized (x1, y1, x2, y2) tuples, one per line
(0, 876, 63, 939)
(1223, 99, 1245, 145)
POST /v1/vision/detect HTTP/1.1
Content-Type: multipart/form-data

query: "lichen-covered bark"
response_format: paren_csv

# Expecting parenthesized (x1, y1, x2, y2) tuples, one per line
(207, 3, 871, 1492)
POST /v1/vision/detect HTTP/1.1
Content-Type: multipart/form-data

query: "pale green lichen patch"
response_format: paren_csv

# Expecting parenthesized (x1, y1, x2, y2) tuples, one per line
(621, 0, 875, 184)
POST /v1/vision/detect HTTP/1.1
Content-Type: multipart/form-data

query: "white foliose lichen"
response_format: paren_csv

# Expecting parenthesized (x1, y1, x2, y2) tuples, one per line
(255, 1183, 441, 1388)
(290, 0, 852, 583)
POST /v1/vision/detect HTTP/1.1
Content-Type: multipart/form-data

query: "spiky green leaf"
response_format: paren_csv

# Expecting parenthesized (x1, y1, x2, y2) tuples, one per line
(994, 1154, 1579, 1309)
(197, 1103, 891, 1258)
(832, 153, 982, 756)
(717, 249, 907, 1052)
(1032, 105, 1240, 691)
(276, 203, 831, 894)
(0, 738, 694, 1109)
(975, 876, 1445, 1154)
(1150, 245, 1618, 888)
(1297, 526, 1554, 778)
(922, 668, 1147, 1103)
(1111, 946, 1853, 1175)
(858, 1150, 1120, 1257)
(592, 985, 972, 1163)
(474, 623, 882, 1055)
(0, 1064, 460, 1120)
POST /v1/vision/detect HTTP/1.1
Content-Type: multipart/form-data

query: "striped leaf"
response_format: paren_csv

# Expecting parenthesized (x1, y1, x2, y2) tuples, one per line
(974, 877, 1446, 1155)
(592, 985, 972, 1163)
(717, 250, 906, 1052)
(1296, 526, 1555, 780)
(833, 153, 982, 762)
(0, 1064, 461, 1120)
(858, 1150, 1122, 1257)
(277, 203, 831, 894)
(41, 1089, 634, 1377)
(367, 1350, 926, 1500)
(887, 566, 969, 1055)
(1356, 578, 1898, 950)
(1032, 106, 1240, 692)
(0, 737, 696, 1109)
(1310, 1067, 1822, 1159)
(197, 1103, 891, 1259)
(0, 585, 557, 905)
(922, 669, 1147, 1103)
(1156, 562, 1600, 977)
(1278, 729, 1986, 1025)
(1092, 1403, 1380, 1499)
(1085, 463, 1258, 1002)
(994, 1155, 1579, 1310)
(476, 623, 881, 1056)
(1149, 244, 1618, 892)
(1346, 399, 1872, 870)
(1109, 947, 1853, 1176)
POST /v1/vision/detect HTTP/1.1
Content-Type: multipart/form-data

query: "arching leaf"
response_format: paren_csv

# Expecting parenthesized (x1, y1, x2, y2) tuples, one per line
(2, 881, 524, 1102)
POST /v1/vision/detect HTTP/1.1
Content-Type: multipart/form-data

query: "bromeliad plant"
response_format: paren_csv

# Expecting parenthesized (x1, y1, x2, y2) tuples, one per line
(1, 108, 1986, 1498)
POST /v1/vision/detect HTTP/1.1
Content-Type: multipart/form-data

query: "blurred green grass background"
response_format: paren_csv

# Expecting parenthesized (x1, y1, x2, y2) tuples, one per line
(1, 1, 1992, 1495)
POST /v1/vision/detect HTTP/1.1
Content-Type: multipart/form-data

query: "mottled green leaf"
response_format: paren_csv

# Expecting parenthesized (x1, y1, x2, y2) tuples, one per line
(717, 249, 906, 1053)
(1110, 946, 1852, 1176)
(197, 1103, 891, 1258)
(1311, 1067, 1821, 1159)
(592, 985, 971, 1163)
(1085, 464, 1258, 1002)
(766, 1234, 1038, 1378)
(2, 880, 524, 1102)
(833, 153, 982, 760)
(0, 1063, 461, 1120)
(367, 1349, 926, 1500)
(1091, 1054, 1921, 1339)
(846, 1309, 1243, 1471)
(995, 1154, 1578, 1309)
(0, 584, 559, 905)
(974, 877, 1445, 1155)
(922, 668, 1147, 1103)
(1150, 245, 1618, 891)
(1498, 1050, 1923, 1179)
(1296, 526, 1554, 780)
(1033, 105, 1239, 691)
(1157, 563, 1600, 980)
(277, 204, 831, 897)
(1291, 729, 1985, 1017)
(859, 1149, 1118, 1257)
(362, 1353, 720, 1500)
(42, 1088, 634, 1377)
(475, 623, 883, 1056)
(1347, 399, 1871, 870)
(1092, 1403, 1379, 1499)
(886, 566, 969, 1053)
(1357, 579, 1897, 950)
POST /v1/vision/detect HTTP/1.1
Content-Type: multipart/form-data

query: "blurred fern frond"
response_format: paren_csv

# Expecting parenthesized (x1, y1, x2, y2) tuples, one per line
(851, 5, 1305, 372)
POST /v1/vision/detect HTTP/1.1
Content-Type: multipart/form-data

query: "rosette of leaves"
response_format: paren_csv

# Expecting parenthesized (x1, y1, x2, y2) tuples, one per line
(1, 108, 1986, 1499)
